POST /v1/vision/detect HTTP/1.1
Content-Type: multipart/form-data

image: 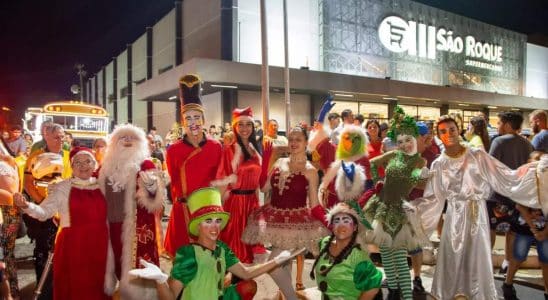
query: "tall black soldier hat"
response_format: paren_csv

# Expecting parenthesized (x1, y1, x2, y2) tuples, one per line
(179, 74, 204, 114)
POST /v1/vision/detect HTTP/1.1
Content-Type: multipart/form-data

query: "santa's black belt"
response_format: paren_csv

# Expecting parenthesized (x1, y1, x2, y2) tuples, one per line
(230, 189, 255, 195)
(176, 197, 187, 203)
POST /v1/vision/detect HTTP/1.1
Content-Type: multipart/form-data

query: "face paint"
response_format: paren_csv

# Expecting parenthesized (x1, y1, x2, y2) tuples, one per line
(397, 134, 417, 155)
(198, 217, 223, 241)
(437, 122, 460, 148)
(183, 110, 204, 136)
(332, 213, 355, 240)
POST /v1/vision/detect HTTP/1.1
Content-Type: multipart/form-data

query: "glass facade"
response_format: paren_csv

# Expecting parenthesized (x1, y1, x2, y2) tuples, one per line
(320, 0, 526, 95)
(236, 0, 527, 96)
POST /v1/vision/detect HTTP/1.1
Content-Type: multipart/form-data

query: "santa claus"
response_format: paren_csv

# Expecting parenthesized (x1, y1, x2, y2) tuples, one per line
(99, 123, 165, 299)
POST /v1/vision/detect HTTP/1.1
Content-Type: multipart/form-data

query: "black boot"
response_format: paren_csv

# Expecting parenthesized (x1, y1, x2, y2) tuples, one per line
(502, 283, 519, 300)
(387, 288, 401, 300)
(413, 276, 426, 294)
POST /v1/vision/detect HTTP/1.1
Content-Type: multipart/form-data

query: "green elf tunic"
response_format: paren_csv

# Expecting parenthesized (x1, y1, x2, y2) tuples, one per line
(171, 241, 241, 300)
(314, 237, 382, 299)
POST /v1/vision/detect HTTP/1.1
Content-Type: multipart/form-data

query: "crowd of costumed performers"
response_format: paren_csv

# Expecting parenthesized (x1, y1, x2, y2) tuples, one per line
(7, 73, 548, 300)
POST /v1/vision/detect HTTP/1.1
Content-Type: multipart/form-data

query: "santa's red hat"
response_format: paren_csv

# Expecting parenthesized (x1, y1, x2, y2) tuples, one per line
(232, 107, 254, 125)
(69, 146, 96, 163)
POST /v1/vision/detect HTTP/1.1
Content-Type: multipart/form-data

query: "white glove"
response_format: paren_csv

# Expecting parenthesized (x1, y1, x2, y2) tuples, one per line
(273, 250, 292, 265)
(419, 167, 430, 179)
(128, 259, 168, 284)
(139, 171, 158, 193)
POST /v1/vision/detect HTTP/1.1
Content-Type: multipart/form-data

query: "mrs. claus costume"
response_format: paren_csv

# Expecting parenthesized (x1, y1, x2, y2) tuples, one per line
(212, 107, 263, 264)
(22, 147, 110, 300)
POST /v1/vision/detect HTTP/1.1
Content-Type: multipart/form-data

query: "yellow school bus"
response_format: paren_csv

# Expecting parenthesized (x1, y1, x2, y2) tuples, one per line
(24, 100, 109, 147)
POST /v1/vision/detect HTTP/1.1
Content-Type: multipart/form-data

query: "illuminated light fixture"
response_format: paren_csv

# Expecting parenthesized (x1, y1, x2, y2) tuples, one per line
(1, 106, 11, 111)
(334, 93, 354, 98)
(382, 97, 398, 101)
(211, 84, 238, 89)
(487, 106, 498, 109)
(91, 109, 97, 114)
(458, 103, 469, 107)
(168, 96, 178, 100)
(510, 108, 520, 111)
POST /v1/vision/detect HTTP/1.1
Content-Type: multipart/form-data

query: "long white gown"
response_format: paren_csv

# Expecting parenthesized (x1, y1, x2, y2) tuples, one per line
(416, 147, 541, 300)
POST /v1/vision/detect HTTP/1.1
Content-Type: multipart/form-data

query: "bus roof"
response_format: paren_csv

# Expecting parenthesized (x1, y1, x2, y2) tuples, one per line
(38, 101, 108, 117)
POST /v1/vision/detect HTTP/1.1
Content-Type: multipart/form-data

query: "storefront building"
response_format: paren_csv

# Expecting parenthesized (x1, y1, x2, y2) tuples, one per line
(86, 0, 548, 135)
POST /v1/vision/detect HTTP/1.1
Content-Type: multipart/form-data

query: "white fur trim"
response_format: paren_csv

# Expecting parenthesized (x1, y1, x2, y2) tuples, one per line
(335, 163, 365, 201)
(98, 169, 106, 195)
(70, 150, 96, 164)
(232, 115, 254, 125)
(308, 127, 329, 152)
(115, 167, 159, 300)
(326, 203, 361, 226)
(103, 225, 117, 296)
(231, 143, 242, 173)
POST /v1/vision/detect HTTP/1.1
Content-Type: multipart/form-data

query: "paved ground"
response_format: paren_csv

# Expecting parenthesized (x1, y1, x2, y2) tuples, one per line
(12, 204, 546, 299)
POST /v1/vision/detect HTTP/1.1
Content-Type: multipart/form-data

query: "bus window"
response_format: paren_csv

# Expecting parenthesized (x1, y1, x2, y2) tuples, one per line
(47, 115, 76, 130)
(76, 117, 106, 132)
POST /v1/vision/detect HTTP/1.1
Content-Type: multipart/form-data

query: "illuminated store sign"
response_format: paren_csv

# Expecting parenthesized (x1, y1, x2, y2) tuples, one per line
(378, 16, 503, 71)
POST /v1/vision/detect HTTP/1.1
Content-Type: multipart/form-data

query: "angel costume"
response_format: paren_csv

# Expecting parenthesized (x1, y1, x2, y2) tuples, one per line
(416, 147, 542, 300)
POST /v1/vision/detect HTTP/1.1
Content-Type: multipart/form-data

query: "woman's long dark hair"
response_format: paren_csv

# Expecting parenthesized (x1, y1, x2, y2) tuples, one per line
(470, 116, 490, 152)
(310, 215, 359, 280)
(365, 119, 381, 139)
(235, 125, 262, 160)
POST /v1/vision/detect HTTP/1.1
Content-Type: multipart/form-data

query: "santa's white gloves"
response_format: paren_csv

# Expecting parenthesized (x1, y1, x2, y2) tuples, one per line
(419, 167, 431, 179)
(139, 171, 158, 193)
(128, 259, 168, 284)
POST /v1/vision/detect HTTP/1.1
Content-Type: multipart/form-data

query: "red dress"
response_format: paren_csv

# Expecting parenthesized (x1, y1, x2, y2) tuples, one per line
(54, 187, 109, 300)
(243, 160, 329, 254)
(164, 137, 222, 256)
(215, 143, 263, 264)
(367, 139, 385, 178)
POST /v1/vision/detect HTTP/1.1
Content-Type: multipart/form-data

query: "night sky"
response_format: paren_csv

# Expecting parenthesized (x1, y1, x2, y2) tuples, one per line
(1, 0, 547, 124)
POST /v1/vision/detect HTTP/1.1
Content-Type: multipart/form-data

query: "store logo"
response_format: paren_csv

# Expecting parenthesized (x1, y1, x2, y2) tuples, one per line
(378, 16, 503, 71)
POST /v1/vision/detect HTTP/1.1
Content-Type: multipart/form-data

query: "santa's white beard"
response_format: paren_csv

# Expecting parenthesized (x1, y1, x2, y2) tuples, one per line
(102, 143, 147, 192)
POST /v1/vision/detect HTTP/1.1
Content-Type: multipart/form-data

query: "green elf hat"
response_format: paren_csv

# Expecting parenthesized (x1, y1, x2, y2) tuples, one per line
(187, 187, 230, 237)
(386, 105, 419, 142)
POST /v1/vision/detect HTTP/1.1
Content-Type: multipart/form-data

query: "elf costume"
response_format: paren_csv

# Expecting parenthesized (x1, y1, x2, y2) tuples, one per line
(363, 106, 430, 300)
(166, 188, 256, 300)
(312, 203, 382, 299)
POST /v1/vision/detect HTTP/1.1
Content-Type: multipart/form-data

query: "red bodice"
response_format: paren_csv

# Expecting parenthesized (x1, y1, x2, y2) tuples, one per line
(270, 168, 308, 209)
